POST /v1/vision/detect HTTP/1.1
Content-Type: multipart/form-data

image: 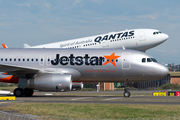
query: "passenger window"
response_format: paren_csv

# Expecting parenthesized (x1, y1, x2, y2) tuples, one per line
(27, 59, 29, 61)
(116, 59, 118, 62)
(14, 58, 16, 61)
(31, 59, 34, 61)
(23, 59, 25, 61)
(5, 58, 7, 61)
(10, 58, 12, 61)
(142, 58, 146, 63)
(41, 59, 43, 61)
(147, 58, 152, 62)
(1, 58, 3, 61)
(36, 59, 38, 61)
(18, 58, 20, 61)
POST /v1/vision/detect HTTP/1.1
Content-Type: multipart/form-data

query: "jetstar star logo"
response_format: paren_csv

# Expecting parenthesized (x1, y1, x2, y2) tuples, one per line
(103, 52, 121, 67)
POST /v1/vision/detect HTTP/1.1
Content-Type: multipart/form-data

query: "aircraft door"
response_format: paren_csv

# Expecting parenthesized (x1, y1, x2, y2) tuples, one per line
(122, 52, 131, 70)
(139, 31, 146, 41)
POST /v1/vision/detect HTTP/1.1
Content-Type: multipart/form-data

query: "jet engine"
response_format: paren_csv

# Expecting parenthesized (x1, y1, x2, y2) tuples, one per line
(72, 82, 83, 90)
(27, 74, 72, 91)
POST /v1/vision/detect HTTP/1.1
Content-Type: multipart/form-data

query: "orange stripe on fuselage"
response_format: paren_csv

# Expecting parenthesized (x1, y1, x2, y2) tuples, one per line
(0, 75, 19, 83)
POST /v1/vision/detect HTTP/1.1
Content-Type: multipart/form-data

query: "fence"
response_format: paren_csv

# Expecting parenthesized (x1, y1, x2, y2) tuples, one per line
(0, 110, 180, 120)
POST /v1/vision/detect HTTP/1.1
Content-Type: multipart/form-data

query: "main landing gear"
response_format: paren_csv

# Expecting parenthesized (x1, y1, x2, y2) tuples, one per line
(14, 88, 34, 97)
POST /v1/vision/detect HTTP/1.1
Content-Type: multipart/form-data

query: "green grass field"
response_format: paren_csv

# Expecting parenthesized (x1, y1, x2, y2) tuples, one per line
(0, 86, 16, 91)
(1, 103, 180, 119)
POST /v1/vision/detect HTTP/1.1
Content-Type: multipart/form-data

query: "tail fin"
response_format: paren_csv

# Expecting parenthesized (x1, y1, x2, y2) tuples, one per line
(2, 44, 8, 48)
(23, 44, 31, 48)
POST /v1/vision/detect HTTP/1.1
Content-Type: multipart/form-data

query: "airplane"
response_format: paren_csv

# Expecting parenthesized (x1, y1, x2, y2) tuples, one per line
(0, 48, 168, 97)
(24, 29, 169, 52)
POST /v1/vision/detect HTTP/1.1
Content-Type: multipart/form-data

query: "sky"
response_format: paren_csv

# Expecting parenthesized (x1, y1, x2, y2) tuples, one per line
(0, 0, 179, 64)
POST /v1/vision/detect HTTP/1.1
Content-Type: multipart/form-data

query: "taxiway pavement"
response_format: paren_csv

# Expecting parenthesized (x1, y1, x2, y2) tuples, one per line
(0, 91, 180, 105)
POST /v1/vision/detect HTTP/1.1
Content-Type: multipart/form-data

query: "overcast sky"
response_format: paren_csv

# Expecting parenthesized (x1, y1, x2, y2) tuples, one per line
(0, 0, 179, 64)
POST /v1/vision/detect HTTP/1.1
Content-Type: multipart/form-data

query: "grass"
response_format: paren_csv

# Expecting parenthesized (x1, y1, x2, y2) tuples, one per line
(0, 86, 16, 92)
(1, 103, 180, 119)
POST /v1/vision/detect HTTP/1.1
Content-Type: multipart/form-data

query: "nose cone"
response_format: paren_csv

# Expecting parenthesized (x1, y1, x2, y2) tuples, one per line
(163, 34, 169, 41)
(155, 33, 169, 45)
(157, 64, 169, 77)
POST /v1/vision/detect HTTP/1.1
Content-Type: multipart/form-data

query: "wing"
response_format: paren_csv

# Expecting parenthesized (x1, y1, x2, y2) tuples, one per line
(0, 63, 81, 80)
(0, 63, 39, 77)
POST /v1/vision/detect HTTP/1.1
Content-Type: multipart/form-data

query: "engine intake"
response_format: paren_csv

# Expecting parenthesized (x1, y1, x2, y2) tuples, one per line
(27, 74, 72, 91)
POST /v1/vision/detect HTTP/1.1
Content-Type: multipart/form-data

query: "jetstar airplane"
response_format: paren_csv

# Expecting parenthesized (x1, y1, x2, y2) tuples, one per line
(24, 29, 169, 52)
(0, 48, 168, 97)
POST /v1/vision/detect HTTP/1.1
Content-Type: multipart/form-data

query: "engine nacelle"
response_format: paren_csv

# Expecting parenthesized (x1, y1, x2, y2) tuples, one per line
(72, 82, 83, 90)
(27, 74, 72, 91)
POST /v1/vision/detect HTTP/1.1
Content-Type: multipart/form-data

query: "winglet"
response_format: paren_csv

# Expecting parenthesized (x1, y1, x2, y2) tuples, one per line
(122, 45, 125, 49)
(2, 44, 8, 48)
(23, 44, 31, 48)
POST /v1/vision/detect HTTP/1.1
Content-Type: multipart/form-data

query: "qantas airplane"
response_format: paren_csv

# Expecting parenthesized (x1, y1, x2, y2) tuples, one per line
(24, 29, 169, 52)
(0, 48, 168, 97)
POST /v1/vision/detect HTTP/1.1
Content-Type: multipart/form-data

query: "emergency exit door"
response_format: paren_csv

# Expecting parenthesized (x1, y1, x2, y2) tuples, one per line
(122, 52, 131, 70)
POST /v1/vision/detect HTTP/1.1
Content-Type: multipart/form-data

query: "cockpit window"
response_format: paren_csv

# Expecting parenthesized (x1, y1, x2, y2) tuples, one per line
(151, 58, 157, 62)
(153, 31, 162, 35)
(142, 58, 157, 63)
(147, 58, 152, 62)
(142, 58, 146, 63)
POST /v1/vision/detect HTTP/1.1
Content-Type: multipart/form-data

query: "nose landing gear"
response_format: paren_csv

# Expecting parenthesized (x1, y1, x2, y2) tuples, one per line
(123, 81, 131, 97)
(123, 87, 131, 97)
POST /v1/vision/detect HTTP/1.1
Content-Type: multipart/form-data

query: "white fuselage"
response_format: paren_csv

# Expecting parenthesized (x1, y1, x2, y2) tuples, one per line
(27, 29, 169, 52)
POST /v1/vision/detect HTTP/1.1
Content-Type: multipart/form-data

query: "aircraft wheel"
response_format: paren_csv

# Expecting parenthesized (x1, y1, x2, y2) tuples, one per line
(24, 88, 34, 97)
(123, 91, 130, 97)
(14, 88, 24, 97)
